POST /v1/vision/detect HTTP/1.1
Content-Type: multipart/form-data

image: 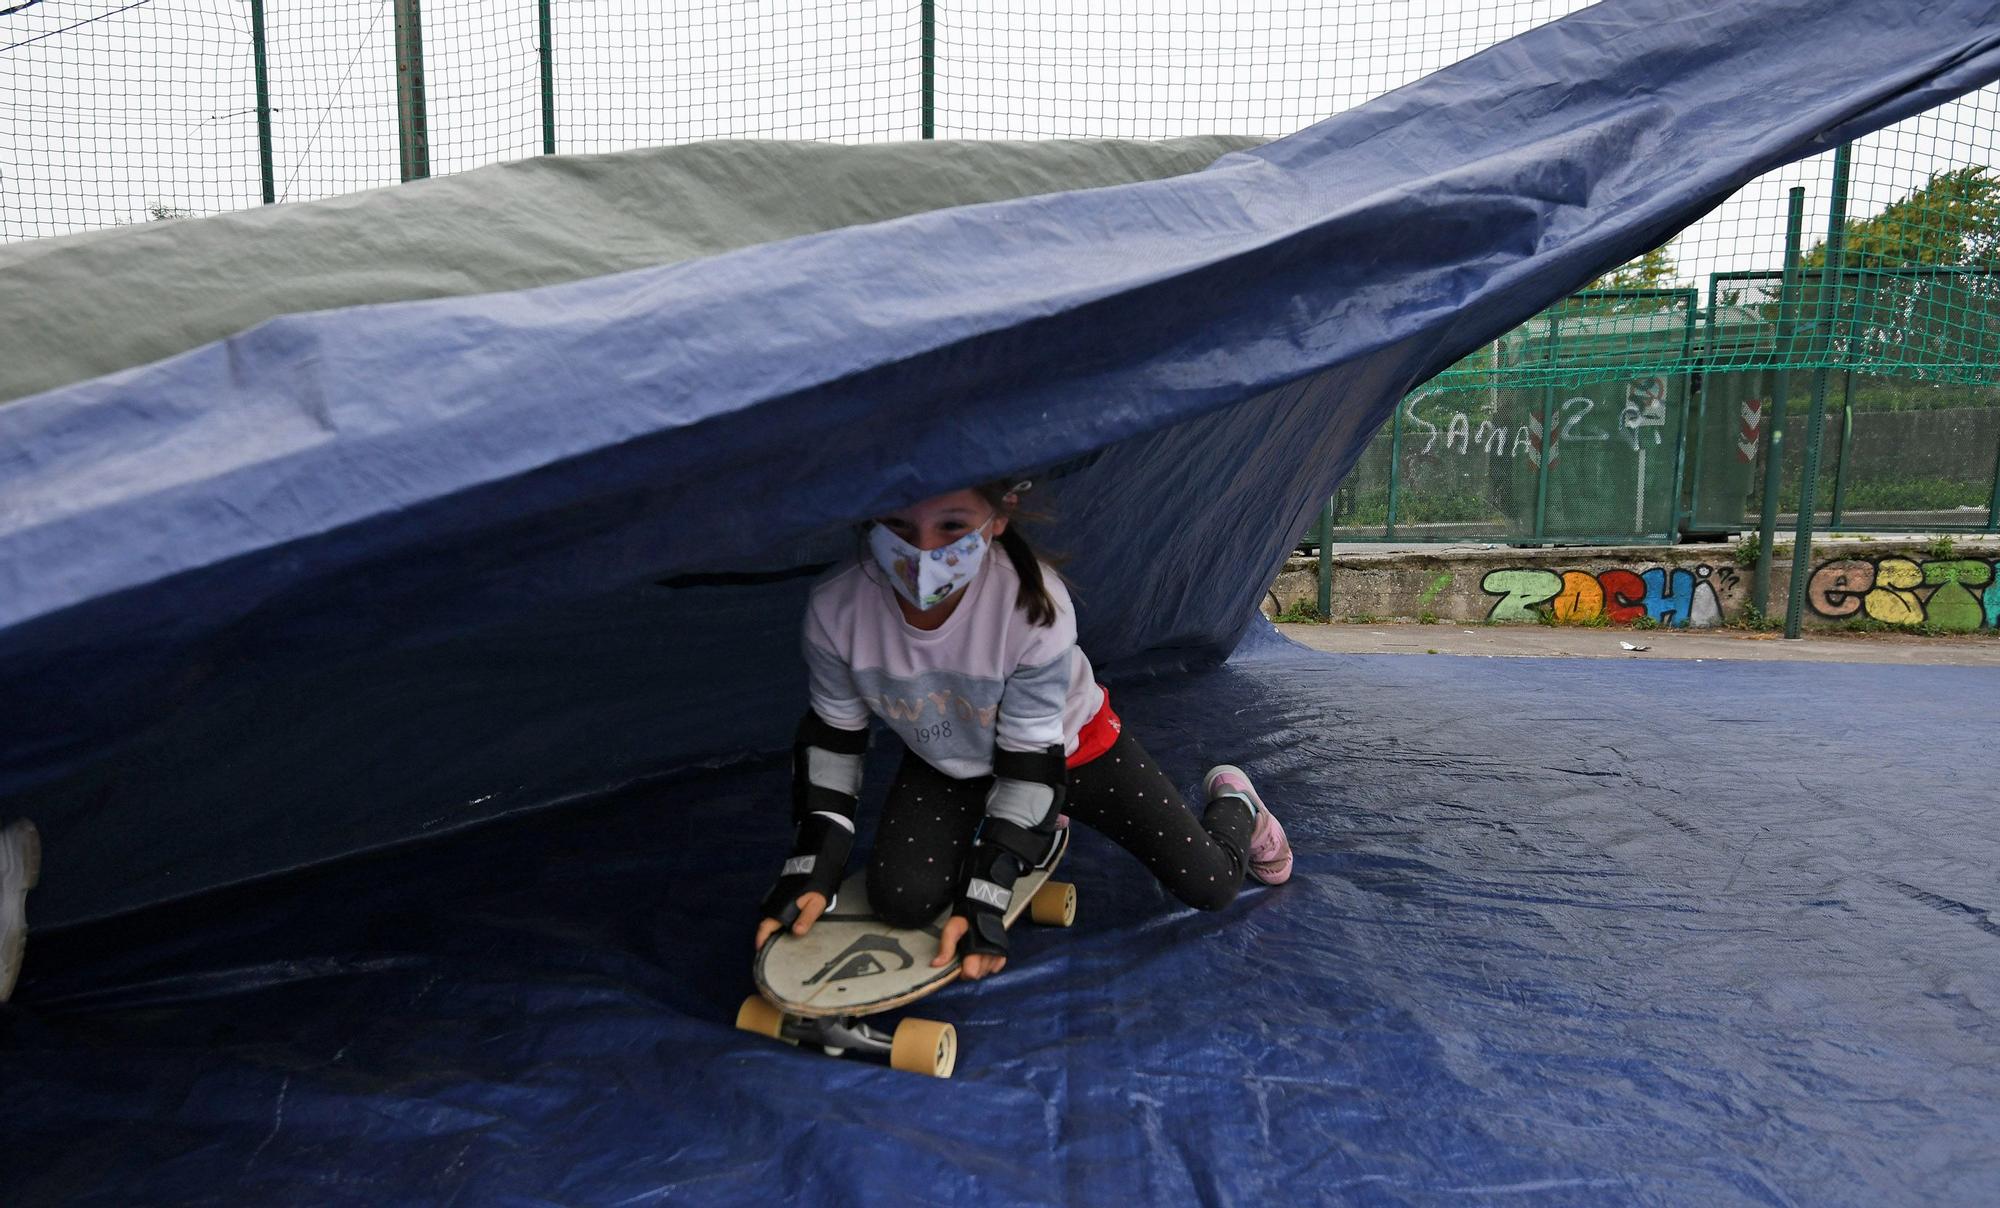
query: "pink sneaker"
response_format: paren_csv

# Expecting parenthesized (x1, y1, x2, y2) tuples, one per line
(1203, 765, 1292, 885)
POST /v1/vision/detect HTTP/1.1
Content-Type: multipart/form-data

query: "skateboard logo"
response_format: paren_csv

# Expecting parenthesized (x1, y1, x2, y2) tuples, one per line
(804, 935, 914, 986)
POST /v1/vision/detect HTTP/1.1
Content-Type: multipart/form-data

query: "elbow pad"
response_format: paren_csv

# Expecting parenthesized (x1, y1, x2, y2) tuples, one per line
(761, 713, 868, 924)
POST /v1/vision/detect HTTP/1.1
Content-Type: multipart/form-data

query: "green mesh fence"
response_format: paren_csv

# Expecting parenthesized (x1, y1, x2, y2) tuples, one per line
(1333, 80, 2000, 542)
(3, 1, 1997, 539)
(1, 0, 1598, 234)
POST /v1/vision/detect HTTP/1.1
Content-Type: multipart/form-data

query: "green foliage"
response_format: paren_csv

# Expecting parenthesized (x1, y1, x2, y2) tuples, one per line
(1842, 376, 2000, 413)
(1792, 166, 2000, 373)
(1801, 166, 2000, 276)
(1272, 599, 1322, 624)
(1564, 246, 1687, 319)
(1417, 610, 1438, 625)
(1584, 245, 1681, 293)
(1734, 534, 1762, 567)
(1732, 603, 1783, 632)
(1339, 485, 1498, 528)
(1828, 476, 1988, 513)
(1630, 614, 1660, 631)
(1925, 534, 1958, 559)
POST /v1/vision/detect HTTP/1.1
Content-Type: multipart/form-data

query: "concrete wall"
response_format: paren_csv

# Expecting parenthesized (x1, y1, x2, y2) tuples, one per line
(1265, 538, 2000, 632)
(1850, 407, 2000, 481)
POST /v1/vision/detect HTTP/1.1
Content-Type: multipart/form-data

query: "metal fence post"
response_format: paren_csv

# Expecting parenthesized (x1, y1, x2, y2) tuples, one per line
(920, 0, 936, 139)
(1784, 144, 1850, 639)
(1662, 292, 1698, 541)
(1317, 498, 1334, 618)
(539, 0, 556, 155)
(1829, 369, 1854, 525)
(250, 0, 275, 203)
(1532, 313, 1561, 542)
(394, 0, 430, 182)
(1685, 280, 1720, 529)
(1754, 187, 1807, 617)
(1988, 431, 2000, 532)
(1385, 397, 1404, 538)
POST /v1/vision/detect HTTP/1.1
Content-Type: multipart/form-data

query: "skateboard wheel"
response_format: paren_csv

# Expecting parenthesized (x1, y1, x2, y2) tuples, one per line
(1030, 880, 1076, 927)
(889, 1018, 957, 1078)
(735, 994, 793, 1044)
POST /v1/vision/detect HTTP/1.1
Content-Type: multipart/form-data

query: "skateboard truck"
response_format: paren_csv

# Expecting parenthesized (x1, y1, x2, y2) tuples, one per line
(781, 1014, 894, 1059)
(737, 995, 957, 1078)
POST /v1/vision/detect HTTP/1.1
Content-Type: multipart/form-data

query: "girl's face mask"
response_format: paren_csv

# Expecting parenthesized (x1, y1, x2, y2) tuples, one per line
(869, 513, 995, 610)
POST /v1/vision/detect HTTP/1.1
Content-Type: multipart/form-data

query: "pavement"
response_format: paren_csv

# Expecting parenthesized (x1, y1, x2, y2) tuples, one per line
(1275, 621, 2000, 666)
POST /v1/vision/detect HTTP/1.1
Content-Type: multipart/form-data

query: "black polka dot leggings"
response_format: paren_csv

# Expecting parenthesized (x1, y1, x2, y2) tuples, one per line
(865, 729, 1254, 928)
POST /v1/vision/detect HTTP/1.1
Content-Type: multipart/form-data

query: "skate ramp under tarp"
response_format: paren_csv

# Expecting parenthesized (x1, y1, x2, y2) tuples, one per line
(5, 0, 2000, 931)
(2, 643, 1996, 1204)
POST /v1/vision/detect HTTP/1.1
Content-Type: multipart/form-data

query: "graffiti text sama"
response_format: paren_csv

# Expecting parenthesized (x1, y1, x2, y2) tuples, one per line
(1403, 377, 1671, 462)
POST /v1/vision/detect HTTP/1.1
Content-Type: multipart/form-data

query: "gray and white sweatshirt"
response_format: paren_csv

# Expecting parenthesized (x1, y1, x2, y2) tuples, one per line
(802, 554, 1104, 778)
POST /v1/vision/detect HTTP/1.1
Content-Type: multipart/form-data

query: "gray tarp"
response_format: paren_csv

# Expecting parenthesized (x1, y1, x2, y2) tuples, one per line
(0, 137, 1257, 407)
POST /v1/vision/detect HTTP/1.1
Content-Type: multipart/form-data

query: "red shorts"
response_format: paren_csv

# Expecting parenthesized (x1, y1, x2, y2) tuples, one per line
(1066, 686, 1123, 769)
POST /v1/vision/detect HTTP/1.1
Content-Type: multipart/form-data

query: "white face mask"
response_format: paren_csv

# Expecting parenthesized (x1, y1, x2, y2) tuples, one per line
(868, 514, 995, 610)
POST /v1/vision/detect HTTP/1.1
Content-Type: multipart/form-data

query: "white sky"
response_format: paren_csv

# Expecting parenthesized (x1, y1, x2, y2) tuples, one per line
(3, 0, 1996, 289)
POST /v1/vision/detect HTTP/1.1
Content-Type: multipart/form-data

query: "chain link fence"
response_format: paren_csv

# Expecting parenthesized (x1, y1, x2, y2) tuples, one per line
(5, 1, 1998, 541)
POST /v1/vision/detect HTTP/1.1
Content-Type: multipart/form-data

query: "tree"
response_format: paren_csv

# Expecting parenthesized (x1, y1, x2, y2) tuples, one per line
(1568, 244, 1685, 317)
(1802, 165, 2000, 274)
(1794, 165, 2000, 378)
(1584, 244, 1679, 293)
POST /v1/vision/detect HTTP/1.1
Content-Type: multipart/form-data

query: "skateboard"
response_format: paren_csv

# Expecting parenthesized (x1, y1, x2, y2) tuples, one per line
(736, 824, 1075, 1078)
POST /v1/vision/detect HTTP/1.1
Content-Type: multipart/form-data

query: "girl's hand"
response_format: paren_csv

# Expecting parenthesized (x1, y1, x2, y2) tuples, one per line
(931, 915, 1008, 980)
(753, 892, 828, 951)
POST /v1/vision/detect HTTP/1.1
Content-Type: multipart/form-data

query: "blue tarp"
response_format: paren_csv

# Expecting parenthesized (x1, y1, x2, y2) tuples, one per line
(4, 640, 1997, 1203)
(4, 0, 2000, 925)
(5, 1, 2000, 1196)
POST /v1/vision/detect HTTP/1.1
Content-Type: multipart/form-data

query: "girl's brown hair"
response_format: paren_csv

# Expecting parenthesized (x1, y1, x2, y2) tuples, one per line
(974, 478, 1062, 628)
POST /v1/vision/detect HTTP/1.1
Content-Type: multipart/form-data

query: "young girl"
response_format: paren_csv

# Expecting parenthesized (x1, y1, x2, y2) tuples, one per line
(754, 480, 1291, 980)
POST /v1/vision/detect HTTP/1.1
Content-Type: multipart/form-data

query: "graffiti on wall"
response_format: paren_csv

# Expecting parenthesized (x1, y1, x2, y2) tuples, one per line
(1807, 557, 2000, 631)
(1479, 554, 2000, 630)
(1401, 376, 1673, 464)
(1481, 565, 1738, 627)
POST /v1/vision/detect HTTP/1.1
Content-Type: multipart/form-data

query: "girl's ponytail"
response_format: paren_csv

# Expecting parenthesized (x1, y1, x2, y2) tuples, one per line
(979, 479, 1063, 628)
(997, 526, 1058, 628)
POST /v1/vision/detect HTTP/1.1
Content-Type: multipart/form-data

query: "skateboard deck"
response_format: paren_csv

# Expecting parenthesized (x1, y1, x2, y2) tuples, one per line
(738, 825, 1074, 1077)
(754, 824, 1070, 1018)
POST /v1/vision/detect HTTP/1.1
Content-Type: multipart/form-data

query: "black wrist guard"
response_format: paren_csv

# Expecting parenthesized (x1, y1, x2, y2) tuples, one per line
(954, 820, 1059, 958)
(956, 839, 1025, 958)
(761, 712, 868, 924)
(954, 745, 1069, 957)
